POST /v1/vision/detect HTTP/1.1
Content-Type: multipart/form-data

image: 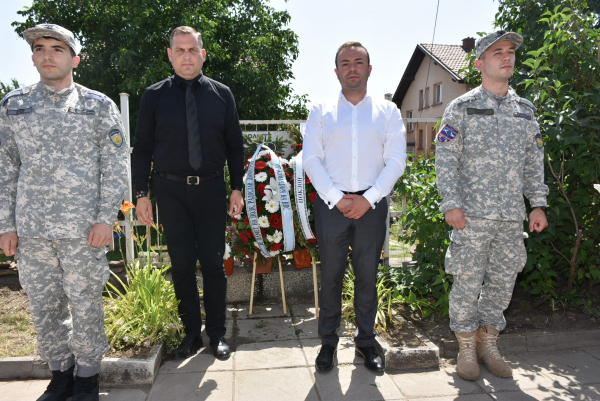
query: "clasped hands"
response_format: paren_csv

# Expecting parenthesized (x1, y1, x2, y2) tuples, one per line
(336, 194, 371, 219)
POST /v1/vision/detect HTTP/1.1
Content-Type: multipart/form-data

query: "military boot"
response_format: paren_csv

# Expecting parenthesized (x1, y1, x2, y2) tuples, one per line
(476, 326, 512, 377)
(37, 365, 74, 401)
(455, 331, 480, 380)
(72, 373, 100, 401)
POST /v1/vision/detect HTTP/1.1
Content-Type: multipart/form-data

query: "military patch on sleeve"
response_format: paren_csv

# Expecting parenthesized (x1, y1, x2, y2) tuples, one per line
(437, 123, 460, 144)
(109, 128, 123, 147)
(535, 133, 543, 149)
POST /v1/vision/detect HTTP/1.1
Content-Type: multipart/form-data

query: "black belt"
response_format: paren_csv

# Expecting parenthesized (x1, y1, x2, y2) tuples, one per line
(343, 187, 370, 196)
(156, 170, 222, 185)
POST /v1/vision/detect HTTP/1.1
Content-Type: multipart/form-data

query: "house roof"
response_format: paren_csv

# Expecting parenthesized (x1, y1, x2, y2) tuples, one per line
(392, 44, 470, 110)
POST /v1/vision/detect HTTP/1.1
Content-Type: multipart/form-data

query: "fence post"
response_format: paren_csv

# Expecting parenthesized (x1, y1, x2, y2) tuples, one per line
(119, 93, 135, 265)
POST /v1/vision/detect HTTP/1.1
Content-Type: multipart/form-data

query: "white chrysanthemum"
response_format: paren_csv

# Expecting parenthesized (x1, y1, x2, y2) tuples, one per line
(269, 249, 280, 257)
(272, 230, 282, 244)
(258, 216, 270, 228)
(266, 160, 274, 168)
(265, 199, 279, 213)
(223, 243, 231, 260)
(255, 172, 267, 182)
(232, 213, 242, 220)
(266, 234, 274, 242)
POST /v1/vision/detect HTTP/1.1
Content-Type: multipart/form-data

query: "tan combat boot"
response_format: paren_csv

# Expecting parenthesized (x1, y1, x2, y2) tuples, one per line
(455, 331, 480, 380)
(476, 326, 512, 377)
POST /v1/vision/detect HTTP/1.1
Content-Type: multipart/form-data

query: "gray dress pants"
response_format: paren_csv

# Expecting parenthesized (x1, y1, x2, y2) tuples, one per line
(314, 196, 388, 347)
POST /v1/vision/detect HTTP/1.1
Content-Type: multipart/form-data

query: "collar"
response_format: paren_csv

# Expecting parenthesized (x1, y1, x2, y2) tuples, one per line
(174, 72, 204, 89)
(338, 90, 370, 107)
(37, 81, 76, 96)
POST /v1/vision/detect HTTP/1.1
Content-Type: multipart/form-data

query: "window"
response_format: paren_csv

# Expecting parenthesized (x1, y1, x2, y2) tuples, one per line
(406, 146, 415, 162)
(406, 111, 413, 132)
(434, 83, 443, 104)
(418, 90, 424, 110)
(424, 87, 430, 108)
(431, 127, 437, 148)
(418, 129, 424, 149)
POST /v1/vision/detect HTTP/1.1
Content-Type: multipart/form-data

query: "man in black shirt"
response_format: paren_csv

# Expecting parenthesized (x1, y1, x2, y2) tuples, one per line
(133, 26, 244, 360)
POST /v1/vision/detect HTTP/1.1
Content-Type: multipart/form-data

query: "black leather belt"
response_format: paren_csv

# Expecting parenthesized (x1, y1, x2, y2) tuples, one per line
(343, 187, 370, 196)
(156, 170, 222, 185)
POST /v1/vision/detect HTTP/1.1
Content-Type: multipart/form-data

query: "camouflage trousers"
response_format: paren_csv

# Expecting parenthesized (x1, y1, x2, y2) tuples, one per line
(17, 237, 110, 376)
(445, 216, 527, 333)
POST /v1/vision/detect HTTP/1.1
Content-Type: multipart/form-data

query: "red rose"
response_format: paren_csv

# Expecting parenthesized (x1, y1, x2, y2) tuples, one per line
(240, 232, 250, 244)
(270, 213, 282, 229)
(261, 228, 266, 237)
(309, 191, 317, 204)
(255, 161, 266, 170)
(305, 174, 311, 184)
(265, 153, 272, 160)
(308, 238, 317, 243)
(257, 184, 267, 197)
(243, 215, 249, 225)
(270, 243, 282, 252)
(269, 168, 275, 177)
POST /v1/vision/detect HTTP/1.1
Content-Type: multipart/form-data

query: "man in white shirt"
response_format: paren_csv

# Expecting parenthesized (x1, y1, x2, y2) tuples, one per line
(303, 41, 407, 372)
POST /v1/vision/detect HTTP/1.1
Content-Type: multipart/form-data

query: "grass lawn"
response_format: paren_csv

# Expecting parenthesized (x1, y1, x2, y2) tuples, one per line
(0, 287, 37, 358)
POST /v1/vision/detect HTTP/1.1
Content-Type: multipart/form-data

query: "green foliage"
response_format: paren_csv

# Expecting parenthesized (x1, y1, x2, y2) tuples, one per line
(13, 0, 308, 130)
(495, 0, 600, 303)
(0, 79, 23, 99)
(393, 154, 453, 317)
(104, 257, 182, 351)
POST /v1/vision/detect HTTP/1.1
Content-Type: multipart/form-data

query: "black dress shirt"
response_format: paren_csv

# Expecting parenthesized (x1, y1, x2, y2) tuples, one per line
(132, 73, 245, 192)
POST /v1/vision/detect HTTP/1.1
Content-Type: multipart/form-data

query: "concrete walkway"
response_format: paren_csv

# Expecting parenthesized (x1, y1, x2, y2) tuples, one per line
(2, 302, 600, 401)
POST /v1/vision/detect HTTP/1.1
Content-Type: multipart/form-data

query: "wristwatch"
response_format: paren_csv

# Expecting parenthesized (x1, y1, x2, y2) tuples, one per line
(136, 190, 148, 199)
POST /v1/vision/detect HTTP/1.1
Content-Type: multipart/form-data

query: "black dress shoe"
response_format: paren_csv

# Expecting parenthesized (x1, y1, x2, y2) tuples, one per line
(37, 365, 74, 401)
(315, 344, 337, 372)
(71, 374, 99, 401)
(171, 335, 203, 359)
(355, 345, 385, 371)
(209, 337, 231, 359)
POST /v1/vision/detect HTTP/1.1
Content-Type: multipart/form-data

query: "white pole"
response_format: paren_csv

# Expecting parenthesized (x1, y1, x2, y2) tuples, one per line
(119, 93, 134, 265)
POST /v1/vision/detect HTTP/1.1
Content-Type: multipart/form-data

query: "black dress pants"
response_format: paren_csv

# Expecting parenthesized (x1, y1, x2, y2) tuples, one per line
(154, 173, 227, 339)
(314, 196, 388, 347)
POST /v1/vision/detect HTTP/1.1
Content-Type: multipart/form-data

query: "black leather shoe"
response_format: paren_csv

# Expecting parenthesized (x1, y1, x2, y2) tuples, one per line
(355, 345, 385, 371)
(315, 344, 337, 372)
(209, 337, 231, 359)
(71, 373, 99, 401)
(37, 365, 74, 401)
(171, 335, 203, 359)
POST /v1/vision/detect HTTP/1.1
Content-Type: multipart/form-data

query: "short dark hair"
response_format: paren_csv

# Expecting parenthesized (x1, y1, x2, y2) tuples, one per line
(35, 36, 76, 57)
(335, 41, 370, 67)
(170, 26, 203, 49)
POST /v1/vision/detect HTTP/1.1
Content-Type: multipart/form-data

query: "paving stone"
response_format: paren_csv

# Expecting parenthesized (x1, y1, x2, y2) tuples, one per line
(413, 395, 492, 401)
(160, 349, 233, 374)
(566, 383, 600, 401)
(235, 367, 318, 401)
(388, 367, 483, 398)
(490, 387, 578, 400)
(235, 303, 289, 319)
(518, 349, 600, 388)
(235, 339, 306, 370)
(584, 346, 600, 360)
(290, 303, 318, 318)
(476, 354, 557, 393)
(0, 380, 50, 401)
(293, 316, 353, 340)
(312, 364, 405, 400)
(235, 316, 297, 343)
(99, 388, 148, 400)
(300, 337, 362, 366)
(148, 371, 233, 400)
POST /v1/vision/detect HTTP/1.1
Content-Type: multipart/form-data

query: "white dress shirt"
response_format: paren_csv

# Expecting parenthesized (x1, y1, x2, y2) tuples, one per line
(303, 91, 407, 209)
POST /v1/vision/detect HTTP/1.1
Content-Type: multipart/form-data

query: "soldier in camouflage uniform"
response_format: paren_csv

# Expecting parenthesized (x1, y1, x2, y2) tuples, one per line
(0, 24, 128, 401)
(435, 31, 549, 381)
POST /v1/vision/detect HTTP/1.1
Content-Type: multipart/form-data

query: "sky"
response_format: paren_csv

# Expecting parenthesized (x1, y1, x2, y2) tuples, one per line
(1, 0, 500, 108)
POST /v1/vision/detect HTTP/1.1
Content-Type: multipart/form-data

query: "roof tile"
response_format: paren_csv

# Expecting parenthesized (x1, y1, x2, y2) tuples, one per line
(420, 44, 470, 79)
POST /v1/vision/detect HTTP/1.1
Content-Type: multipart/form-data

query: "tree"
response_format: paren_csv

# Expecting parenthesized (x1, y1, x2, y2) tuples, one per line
(0, 79, 23, 99)
(13, 0, 308, 132)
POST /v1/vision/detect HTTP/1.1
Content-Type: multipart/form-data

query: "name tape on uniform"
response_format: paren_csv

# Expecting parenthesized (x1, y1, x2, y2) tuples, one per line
(437, 123, 460, 144)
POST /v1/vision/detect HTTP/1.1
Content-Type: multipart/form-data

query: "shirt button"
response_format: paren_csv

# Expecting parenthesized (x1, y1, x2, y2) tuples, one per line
(353, 156, 356, 159)
(353, 174, 356, 177)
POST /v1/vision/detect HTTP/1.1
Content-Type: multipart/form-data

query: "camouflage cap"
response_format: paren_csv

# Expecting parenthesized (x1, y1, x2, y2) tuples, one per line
(23, 23, 77, 55)
(475, 30, 523, 59)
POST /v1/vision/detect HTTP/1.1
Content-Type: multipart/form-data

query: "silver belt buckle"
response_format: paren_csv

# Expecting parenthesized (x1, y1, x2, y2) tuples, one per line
(187, 176, 200, 185)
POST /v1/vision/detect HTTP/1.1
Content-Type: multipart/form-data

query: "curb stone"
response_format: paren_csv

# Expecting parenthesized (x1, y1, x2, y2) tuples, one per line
(376, 321, 440, 370)
(440, 328, 600, 358)
(0, 343, 163, 385)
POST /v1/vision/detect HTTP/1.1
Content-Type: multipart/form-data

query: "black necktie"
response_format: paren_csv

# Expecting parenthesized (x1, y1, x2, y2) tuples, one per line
(186, 81, 202, 170)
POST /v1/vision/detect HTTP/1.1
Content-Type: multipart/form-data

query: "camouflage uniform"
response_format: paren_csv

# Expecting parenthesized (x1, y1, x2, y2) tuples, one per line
(435, 85, 548, 333)
(0, 81, 129, 376)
